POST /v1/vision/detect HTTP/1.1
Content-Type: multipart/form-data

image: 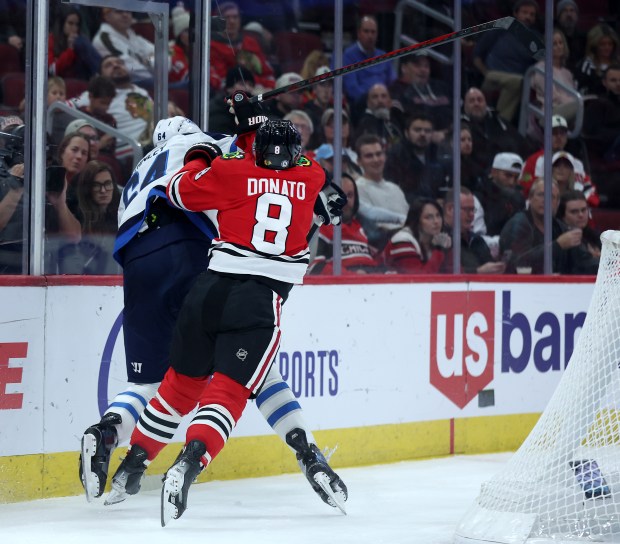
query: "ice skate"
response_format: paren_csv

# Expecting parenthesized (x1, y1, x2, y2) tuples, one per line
(161, 440, 206, 527)
(79, 413, 121, 502)
(286, 428, 348, 514)
(104, 445, 148, 505)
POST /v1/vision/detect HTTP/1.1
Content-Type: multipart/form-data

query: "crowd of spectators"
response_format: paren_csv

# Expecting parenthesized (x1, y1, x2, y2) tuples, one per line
(0, 0, 618, 276)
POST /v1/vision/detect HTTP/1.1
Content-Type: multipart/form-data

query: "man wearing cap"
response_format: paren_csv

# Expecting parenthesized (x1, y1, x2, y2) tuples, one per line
(554, 0, 586, 71)
(521, 114, 599, 207)
(262, 72, 304, 119)
(474, 152, 526, 238)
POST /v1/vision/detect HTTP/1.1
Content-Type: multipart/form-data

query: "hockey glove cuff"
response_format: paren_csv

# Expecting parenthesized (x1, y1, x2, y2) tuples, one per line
(183, 142, 223, 166)
(227, 91, 268, 135)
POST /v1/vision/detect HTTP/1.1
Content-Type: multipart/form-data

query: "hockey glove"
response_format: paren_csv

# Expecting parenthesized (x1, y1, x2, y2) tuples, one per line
(314, 182, 347, 226)
(227, 90, 268, 135)
(183, 142, 223, 166)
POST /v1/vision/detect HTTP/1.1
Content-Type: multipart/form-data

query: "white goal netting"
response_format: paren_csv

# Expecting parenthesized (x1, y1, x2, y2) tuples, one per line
(455, 230, 620, 544)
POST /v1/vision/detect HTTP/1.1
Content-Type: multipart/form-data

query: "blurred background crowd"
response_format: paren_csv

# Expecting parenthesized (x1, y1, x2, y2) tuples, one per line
(0, 0, 618, 275)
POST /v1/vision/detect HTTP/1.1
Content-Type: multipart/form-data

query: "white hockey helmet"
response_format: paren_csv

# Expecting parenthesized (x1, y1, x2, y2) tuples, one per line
(152, 116, 202, 148)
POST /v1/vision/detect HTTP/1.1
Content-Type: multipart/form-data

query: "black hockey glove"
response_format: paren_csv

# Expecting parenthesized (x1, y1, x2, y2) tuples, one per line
(227, 90, 268, 135)
(314, 182, 347, 226)
(183, 142, 223, 165)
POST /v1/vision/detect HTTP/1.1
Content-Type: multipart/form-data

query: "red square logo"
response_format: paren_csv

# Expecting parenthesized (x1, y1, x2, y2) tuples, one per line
(430, 292, 495, 408)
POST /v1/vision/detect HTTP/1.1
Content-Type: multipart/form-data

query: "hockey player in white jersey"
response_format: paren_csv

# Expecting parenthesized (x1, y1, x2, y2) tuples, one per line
(79, 114, 347, 512)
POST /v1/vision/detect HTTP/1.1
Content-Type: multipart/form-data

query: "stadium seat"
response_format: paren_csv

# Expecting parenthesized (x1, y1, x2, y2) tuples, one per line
(63, 78, 89, 100)
(0, 44, 23, 77)
(168, 88, 190, 117)
(0, 72, 25, 109)
(273, 31, 324, 75)
(132, 21, 155, 43)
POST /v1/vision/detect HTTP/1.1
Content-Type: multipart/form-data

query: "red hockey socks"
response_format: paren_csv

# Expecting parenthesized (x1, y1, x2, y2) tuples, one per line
(186, 372, 251, 466)
(130, 368, 209, 461)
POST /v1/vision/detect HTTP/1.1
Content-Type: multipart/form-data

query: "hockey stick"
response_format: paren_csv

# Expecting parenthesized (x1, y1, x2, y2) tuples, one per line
(251, 16, 544, 104)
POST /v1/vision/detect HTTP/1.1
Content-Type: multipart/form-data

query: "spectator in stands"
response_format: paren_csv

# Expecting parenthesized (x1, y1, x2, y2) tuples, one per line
(444, 124, 486, 191)
(442, 187, 506, 274)
(583, 63, 620, 165)
(48, 4, 101, 80)
(93, 9, 158, 85)
(461, 86, 535, 171)
(0, 0, 25, 58)
(554, 0, 586, 72)
(529, 28, 578, 137)
(355, 134, 409, 249)
(313, 143, 361, 180)
(63, 119, 124, 185)
(521, 114, 595, 200)
(48, 76, 67, 105)
(125, 91, 154, 153)
(473, 0, 540, 123)
(300, 50, 330, 82)
(70, 55, 151, 172)
(384, 111, 447, 203)
(390, 53, 452, 144)
(474, 152, 525, 238)
(263, 72, 303, 119)
(58, 131, 89, 186)
(314, 108, 358, 164)
(383, 197, 451, 274)
(71, 75, 117, 152)
(575, 24, 620, 97)
(233, 0, 298, 37)
(309, 174, 380, 275)
(283, 109, 315, 159)
(557, 189, 601, 259)
(74, 160, 120, 235)
(499, 178, 599, 274)
(209, 65, 255, 134)
(342, 15, 395, 113)
(209, 1, 275, 92)
(304, 65, 336, 149)
(353, 83, 403, 148)
(169, 5, 191, 85)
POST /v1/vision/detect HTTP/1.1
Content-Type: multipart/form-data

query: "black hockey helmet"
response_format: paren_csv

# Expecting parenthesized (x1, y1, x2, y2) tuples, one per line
(253, 120, 301, 170)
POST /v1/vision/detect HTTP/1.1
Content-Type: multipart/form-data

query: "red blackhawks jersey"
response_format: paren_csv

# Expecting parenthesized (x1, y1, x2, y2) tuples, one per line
(167, 137, 326, 284)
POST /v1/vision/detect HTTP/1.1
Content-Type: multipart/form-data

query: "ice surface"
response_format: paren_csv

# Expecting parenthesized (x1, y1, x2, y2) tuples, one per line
(0, 453, 511, 544)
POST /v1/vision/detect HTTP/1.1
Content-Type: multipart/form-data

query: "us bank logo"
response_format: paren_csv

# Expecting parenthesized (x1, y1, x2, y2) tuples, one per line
(430, 290, 587, 409)
(430, 291, 495, 409)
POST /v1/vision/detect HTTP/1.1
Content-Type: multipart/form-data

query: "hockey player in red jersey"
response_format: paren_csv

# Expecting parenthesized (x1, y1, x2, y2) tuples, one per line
(110, 113, 348, 526)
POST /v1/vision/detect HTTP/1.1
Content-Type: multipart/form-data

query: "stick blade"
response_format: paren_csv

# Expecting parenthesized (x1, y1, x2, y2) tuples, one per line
(504, 17, 546, 60)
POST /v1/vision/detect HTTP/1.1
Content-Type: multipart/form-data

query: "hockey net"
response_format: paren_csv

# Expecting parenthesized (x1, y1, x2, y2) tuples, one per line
(455, 230, 620, 544)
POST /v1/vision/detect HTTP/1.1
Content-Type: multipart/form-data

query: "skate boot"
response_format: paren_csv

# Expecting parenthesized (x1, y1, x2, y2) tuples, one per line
(104, 445, 149, 505)
(161, 440, 206, 526)
(79, 412, 121, 502)
(286, 428, 348, 514)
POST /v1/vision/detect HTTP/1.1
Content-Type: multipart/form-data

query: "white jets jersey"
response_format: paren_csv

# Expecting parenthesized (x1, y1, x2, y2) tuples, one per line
(114, 116, 237, 262)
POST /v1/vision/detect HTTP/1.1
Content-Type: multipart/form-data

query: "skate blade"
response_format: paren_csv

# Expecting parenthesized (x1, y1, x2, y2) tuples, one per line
(314, 472, 347, 515)
(104, 486, 128, 506)
(81, 434, 99, 503)
(161, 470, 182, 527)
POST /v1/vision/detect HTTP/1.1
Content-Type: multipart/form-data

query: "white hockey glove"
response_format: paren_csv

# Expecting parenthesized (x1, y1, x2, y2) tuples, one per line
(314, 182, 347, 226)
